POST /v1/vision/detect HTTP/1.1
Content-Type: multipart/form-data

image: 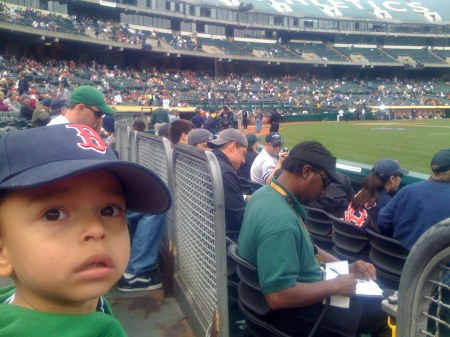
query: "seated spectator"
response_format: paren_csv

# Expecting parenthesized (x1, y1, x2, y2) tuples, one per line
(158, 122, 170, 139)
(345, 158, 408, 230)
(132, 119, 146, 132)
(31, 97, 52, 127)
(48, 85, 115, 134)
(207, 129, 248, 238)
(101, 115, 115, 146)
(190, 110, 205, 129)
(168, 119, 194, 147)
(378, 149, 450, 249)
(0, 124, 171, 334)
(3, 92, 20, 114)
(237, 133, 260, 180)
(49, 99, 67, 121)
(251, 133, 288, 185)
(0, 92, 9, 111)
(238, 140, 389, 337)
(306, 171, 355, 218)
(187, 128, 212, 151)
(202, 112, 220, 137)
(19, 95, 34, 121)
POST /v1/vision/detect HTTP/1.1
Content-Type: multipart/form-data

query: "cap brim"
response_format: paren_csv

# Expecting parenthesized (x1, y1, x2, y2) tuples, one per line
(207, 139, 228, 148)
(0, 160, 171, 214)
(324, 168, 343, 184)
(398, 167, 409, 175)
(99, 104, 116, 115)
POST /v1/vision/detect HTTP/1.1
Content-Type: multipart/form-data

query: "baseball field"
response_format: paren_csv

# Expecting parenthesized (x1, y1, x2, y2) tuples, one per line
(277, 119, 450, 174)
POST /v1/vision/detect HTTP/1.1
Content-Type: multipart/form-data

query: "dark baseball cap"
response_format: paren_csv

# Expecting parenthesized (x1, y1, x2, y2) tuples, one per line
(0, 124, 171, 214)
(50, 99, 67, 110)
(431, 148, 450, 173)
(286, 140, 341, 183)
(207, 128, 248, 148)
(188, 129, 212, 146)
(70, 85, 116, 115)
(372, 158, 409, 178)
(246, 133, 260, 147)
(265, 132, 282, 146)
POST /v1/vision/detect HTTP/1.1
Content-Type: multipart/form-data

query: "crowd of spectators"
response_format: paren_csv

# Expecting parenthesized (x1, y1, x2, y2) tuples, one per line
(0, 53, 449, 122)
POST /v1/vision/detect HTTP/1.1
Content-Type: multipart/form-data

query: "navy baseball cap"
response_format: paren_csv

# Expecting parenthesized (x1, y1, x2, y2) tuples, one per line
(0, 124, 171, 214)
(431, 148, 450, 173)
(372, 158, 409, 178)
(265, 132, 282, 146)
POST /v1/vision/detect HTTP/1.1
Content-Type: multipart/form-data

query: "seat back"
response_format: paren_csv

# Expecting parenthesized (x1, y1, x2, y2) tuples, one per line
(366, 229, 409, 289)
(303, 206, 334, 252)
(331, 216, 370, 262)
(228, 243, 271, 316)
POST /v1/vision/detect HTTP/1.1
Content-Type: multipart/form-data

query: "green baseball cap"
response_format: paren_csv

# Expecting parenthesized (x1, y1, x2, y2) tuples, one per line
(70, 85, 116, 115)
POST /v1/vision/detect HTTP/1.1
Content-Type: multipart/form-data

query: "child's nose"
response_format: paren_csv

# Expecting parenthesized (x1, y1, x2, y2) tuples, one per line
(81, 216, 107, 242)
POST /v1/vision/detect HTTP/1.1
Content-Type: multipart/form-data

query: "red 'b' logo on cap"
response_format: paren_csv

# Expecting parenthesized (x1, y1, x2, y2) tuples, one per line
(66, 124, 107, 154)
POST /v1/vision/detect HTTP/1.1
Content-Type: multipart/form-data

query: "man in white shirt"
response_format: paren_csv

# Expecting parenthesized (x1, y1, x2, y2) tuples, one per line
(250, 132, 287, 185)
(48, 85, 115, 134)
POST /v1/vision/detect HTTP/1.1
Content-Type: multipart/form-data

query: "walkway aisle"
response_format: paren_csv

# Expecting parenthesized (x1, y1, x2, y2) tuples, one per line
(108, 288, 194, 337)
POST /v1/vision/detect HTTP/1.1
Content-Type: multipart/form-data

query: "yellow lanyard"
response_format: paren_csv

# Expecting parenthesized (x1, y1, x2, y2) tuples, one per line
(269, 181, 323, 265)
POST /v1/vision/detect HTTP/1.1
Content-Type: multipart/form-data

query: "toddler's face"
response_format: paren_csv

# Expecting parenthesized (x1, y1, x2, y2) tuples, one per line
(0, 169, 130, 314)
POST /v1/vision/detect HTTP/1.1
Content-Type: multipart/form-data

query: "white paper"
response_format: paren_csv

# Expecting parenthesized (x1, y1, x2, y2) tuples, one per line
(325, 261, 350, 308)
(356, 279, 383, 296)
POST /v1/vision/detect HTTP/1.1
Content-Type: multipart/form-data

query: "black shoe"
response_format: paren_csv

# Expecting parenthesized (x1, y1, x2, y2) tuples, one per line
(117, 271, 162, 292)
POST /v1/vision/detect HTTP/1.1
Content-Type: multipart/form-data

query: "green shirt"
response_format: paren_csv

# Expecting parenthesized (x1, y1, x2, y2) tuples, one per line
(238, 179, 322, 295)
(0, 285, 127, 337)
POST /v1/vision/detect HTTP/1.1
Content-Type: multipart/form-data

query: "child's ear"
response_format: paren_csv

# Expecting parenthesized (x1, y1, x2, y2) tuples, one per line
(0, 238, 13, 276)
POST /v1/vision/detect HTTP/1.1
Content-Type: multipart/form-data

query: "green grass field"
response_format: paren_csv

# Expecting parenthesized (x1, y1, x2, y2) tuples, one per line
(278, 119, 450, 174)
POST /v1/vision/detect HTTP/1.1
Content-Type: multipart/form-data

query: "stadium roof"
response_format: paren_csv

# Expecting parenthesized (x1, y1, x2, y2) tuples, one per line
(205, 0, 450, 23)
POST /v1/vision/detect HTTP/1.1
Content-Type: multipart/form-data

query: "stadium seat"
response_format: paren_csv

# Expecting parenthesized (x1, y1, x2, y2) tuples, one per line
(228, 243, 329, 337)
(366, 229, 409, 290)
(330, 216, 370, 262)
(303, 206, 334, 253)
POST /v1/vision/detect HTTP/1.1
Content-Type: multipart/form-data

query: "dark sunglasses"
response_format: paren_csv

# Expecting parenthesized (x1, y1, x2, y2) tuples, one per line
(310, 167, 332, 188)
(84, 105, 103, 118)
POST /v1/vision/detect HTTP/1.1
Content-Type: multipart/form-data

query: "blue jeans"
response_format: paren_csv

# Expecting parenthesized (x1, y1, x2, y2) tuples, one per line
(126, 211, 166, 275)
(255, 118, 262, 133)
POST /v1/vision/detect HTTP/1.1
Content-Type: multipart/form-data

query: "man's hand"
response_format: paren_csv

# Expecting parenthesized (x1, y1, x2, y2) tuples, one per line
(349, 260, 377, 281)
(331, 274, 358, 296)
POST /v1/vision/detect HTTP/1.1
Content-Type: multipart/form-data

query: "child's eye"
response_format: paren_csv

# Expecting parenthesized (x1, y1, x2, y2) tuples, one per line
(101, 205, 122, 217)
(44, 208, 68, 221)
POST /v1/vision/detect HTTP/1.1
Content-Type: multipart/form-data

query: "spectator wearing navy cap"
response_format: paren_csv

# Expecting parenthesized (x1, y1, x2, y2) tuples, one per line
(250, 132, 288, 185)
(345, 158, 408, 230)
(49, 99, 67, 120)
(378, 149, 450, 249)
(237, 133, 260, 180)
(0, 124, 171, 335)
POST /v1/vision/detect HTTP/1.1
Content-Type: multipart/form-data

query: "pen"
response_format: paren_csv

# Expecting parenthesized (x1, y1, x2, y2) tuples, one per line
(330, 268, 341, 276)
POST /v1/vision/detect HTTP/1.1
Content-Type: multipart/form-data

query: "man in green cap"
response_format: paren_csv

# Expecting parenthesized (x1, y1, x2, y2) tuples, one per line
(48, 85, 115, 133)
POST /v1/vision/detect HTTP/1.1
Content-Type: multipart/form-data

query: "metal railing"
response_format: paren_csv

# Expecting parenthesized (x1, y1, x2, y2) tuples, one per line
(115, 119, 229, 337)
